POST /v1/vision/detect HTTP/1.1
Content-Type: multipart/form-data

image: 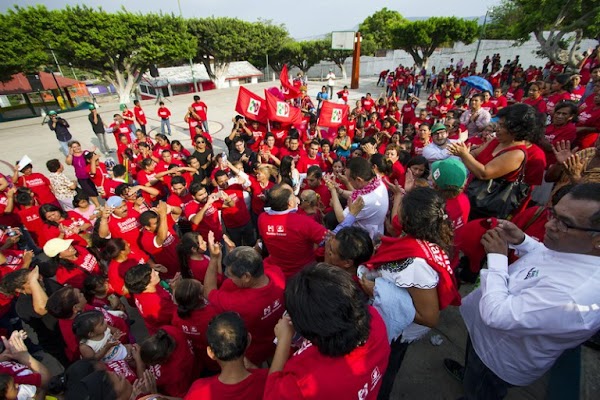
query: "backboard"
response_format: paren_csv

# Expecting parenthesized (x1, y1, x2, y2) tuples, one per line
(331, 31, 355, 51)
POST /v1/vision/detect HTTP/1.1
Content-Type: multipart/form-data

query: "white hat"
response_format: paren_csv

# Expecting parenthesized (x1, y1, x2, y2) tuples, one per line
(43, 238, 74, 258)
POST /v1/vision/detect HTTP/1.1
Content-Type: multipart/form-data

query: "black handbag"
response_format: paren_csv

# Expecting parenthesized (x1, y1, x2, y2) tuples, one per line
(466, 153, 530, 220)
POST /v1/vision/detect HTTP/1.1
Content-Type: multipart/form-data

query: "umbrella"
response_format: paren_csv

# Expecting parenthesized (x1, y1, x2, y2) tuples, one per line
(461, 76, 493, 93)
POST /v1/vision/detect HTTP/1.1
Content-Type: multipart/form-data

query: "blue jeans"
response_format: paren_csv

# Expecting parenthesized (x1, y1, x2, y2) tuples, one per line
(161, 118, 171, 135)
(58, 140, 69, 156)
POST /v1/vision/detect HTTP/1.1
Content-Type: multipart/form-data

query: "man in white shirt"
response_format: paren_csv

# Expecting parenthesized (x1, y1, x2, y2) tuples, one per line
(445, 183, 600, 399)
(422, 123, 460, 163)
(337, 157, 388, 240)
(326, 69, 336, 99)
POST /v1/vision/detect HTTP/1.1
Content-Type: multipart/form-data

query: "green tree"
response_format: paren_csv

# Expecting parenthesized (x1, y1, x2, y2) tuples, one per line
(359, 8, 408, 50)
(392, 17, 479, 67)
(487, 0, 600, 68)
(1, 5, 197, 103)
(0, 5, 55, 81)
(188, 17, 289, 87)
(283, 40, 327, 73)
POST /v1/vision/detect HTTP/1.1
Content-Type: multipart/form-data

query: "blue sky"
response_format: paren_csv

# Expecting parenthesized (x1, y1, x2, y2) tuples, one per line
(1, 0, 500, 38)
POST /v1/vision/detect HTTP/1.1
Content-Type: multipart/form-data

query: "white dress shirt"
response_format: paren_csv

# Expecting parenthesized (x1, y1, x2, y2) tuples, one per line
(460, 235, 600, 386)
(343, 179, 388, 240)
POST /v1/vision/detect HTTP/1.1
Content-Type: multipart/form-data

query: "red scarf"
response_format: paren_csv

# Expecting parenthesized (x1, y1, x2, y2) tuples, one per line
(366, 235, 461, 309)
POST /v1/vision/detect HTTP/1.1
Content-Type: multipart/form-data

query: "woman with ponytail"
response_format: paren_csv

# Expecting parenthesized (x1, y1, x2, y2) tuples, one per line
(139, 325, 197, 397)
(172, 279, 218, 371)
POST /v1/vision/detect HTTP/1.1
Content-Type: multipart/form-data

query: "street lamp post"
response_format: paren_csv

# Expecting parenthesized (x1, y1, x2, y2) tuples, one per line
(69, 63, 78, 80)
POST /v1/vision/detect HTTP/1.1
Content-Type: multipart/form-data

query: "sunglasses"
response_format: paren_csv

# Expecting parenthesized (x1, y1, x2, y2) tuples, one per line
(195, 141, 205, 144)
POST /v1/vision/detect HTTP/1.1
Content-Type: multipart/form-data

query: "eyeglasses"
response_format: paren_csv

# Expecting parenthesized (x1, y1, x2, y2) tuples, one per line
(547, 207, 600, 233)
(195, 141, 205, 144)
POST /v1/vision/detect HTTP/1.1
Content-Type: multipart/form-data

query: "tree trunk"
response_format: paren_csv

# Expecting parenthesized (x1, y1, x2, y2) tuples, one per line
(213, 62, 229, 89)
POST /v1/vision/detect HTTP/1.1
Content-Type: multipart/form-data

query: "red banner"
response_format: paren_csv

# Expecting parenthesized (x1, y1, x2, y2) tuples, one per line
(317, 101, 349, 128)
(235, 86, 268, 123)
(264, 90, 303, 125)
(280, 64, 301, 100)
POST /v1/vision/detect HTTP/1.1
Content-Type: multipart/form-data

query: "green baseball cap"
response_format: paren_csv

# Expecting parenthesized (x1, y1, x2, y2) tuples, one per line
(88, 104, 96, 110)
(431, 123, 447, 134)
(48, 110, 57, 116)
(431, 158, 467, 189)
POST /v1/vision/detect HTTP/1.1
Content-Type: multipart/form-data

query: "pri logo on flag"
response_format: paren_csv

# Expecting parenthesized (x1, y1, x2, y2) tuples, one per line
(247, 99, 261, 115)
(331, 108, 342, 123)
(276, 102, 290, 117)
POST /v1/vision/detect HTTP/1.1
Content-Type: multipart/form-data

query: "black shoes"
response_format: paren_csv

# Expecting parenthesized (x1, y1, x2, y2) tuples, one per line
(444, 358, 465, 383)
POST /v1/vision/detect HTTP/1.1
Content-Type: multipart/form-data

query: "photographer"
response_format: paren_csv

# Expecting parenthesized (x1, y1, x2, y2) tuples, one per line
(47, 110, 73, 156)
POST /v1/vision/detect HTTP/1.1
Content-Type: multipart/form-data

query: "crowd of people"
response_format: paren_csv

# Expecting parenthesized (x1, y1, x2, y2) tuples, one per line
(0, 48, 600, 400)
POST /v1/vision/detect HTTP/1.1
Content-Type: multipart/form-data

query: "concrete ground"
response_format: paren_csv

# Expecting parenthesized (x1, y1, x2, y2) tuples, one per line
(1, 76, 598, 399)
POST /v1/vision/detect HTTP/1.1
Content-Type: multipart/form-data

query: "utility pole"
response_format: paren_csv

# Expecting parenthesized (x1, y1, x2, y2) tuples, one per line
(177, 0, 198, 92)
(48, 45, 64, 76)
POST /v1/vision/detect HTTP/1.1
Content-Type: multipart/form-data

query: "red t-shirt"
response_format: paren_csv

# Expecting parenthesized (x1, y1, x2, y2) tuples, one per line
(108, 251, 147, 296)
(0, 361, 41, 387)
(167, 191, 194, 211)
(134, 106, 147, 125)
(208, 266, 285, 365)
(296, 155, 325, 174)
(133, 286, 176, 335)
(41, 213, 91, 248)
(523, 97, 548, 115)
(389, 161, 406, 187)
(271, 128, 288, 148)
(110, 122, 132, 144)
(506, 87, 524, 103)
(411, 137, 430, 156)
(213, 184, 251, 228)
(55, 245, 101, 289)
(0, 249, 25, 279)
(107, 209, 144, 256)
(184, 200, 223, 243)
(544, 123, 577, 165)
(191, 101, 208, 121)
(148, 325, 197, 398)
(249, 177, 274, 216)
(278, 147, 306, 163)
(15, 205, 43, 243)
(106, 360, 137, 384)
(546, 92, 572, 115)
(17, 173, 57, 206)
(362, 98, 375, 113)
(140, 229, 180, 279)
(489, 95, 508, 110)
(136, 169, 166, 204)
(446, 193, 470, 234)
(525, 144, 547, 186)
(157, 106, 171, 119)
(172, 304, 219, 370)
(184, 369, 268, 400)
(258, 212, 327, 278)
(263, 307, 390, 400)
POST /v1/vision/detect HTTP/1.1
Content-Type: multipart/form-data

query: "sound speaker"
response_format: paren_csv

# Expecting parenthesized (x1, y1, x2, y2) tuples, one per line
(149, 65, 159, 78)
(26, 74, 44, 91)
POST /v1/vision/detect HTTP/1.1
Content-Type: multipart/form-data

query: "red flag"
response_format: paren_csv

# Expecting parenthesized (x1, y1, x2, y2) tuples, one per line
(317, 101, 349, 128)
(235, 86, 268, 123)
(280, 64, 301, 100)
(265, 89, 303, 125)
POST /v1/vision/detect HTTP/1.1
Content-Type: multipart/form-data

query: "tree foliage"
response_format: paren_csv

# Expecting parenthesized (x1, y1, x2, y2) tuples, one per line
(392, 17, 479, 67)
(188, 18, 288, 74)
(0, 5, 55, 81)
(487, 0, 600, 67)
(0, 5, 197, 103)
(359, 8, 407, 50)
(268, 40, 327, 74)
